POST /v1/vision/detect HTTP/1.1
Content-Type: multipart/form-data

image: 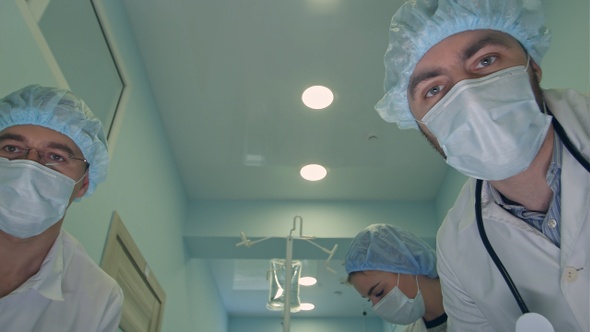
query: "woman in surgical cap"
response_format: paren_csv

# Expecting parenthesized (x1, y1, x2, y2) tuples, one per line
(345, 224, 446, 332)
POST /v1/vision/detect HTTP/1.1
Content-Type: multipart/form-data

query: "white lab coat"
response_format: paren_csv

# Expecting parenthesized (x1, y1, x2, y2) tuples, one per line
(403, 319, 428, 332)
(395, 318, 446, 332)
(436, 89, 590, 331)
(0, 230, 123, 332)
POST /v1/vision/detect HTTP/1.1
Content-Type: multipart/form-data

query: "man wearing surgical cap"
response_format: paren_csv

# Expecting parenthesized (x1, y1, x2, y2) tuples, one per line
(345, 224, 446, 332)
(0, 85, 123, 331)
(375, 0, 590, 331)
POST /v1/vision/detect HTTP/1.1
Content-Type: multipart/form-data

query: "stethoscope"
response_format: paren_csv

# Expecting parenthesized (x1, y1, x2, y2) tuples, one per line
(476, 115, 590, 329)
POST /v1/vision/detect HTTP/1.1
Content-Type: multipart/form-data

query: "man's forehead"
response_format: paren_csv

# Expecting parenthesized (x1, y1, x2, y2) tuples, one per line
(0, 125, 81, 152)
(420, 30, 520, 62)
(411, 29, 522, 75)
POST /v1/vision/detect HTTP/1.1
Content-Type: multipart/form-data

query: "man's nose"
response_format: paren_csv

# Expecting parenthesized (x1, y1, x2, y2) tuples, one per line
(24, 148, 43, 163)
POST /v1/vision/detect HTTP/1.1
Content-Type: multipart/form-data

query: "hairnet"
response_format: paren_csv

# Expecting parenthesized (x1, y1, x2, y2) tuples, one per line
(375, 0, 551, 130)
(345, 224, 437, 278)
(0, 85, 109, 197)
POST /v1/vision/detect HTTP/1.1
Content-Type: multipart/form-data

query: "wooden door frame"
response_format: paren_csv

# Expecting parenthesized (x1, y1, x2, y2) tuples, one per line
(101, 211, 166, 332)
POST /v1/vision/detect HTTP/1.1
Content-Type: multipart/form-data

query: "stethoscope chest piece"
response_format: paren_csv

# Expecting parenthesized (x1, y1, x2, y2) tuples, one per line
(515, 313, 554, 332)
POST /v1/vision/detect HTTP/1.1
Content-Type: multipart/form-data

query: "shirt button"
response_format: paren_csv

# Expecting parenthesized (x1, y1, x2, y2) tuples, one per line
(547, 219, 557, 229)
(564, 266, 579, 282)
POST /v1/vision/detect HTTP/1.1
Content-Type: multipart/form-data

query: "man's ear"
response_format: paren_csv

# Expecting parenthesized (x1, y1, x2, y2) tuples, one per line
(531, 60, 542, 82)
(75, 173, 90, 198)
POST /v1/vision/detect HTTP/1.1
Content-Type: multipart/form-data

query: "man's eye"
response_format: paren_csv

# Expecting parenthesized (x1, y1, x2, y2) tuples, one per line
(375, 290, 384, 298)
(46, 152, 67, 163)
(2, 145, 21, 154)
(475, 55, 497, 69)
(425, 85, 442, 98)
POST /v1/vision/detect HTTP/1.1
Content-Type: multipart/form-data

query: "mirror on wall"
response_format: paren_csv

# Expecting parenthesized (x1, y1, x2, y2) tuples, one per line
(32, 0, 124, 140)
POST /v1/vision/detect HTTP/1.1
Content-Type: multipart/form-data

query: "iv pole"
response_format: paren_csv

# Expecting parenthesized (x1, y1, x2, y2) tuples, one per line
(236, 216, 338, 332)
(283, 231, 293, 332)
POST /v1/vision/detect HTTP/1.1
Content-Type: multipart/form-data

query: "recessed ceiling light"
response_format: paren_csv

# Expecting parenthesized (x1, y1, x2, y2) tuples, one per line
(299, 276, 317, 286)
(300, 303, 315, 311)
(300, 164, 327, 181)
(301, 85, 334, 109)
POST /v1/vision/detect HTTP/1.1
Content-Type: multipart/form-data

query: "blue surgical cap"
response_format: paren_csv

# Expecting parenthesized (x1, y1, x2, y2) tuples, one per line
(375, 0, 551, 130)
(345, 224, 437, 278)
(0, 85, 109, 197)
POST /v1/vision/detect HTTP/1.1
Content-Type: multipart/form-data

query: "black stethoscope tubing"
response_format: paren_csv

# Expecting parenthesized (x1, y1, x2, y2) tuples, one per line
(476, 115, 590, 315)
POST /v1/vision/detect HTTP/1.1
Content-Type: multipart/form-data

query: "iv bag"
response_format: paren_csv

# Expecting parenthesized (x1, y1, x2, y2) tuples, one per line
(267, 259, 302, 312)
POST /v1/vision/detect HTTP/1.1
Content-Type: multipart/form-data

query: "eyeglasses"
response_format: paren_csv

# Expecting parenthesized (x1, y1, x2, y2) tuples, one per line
(0, 144, 88, 170)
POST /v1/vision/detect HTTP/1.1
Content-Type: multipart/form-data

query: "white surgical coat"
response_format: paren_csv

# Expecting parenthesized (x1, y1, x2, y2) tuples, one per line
(436, 89, 590, 331)
(0, 230, 124, 332)
(403, 319, 427, 332)
(394, 318, 447, 332)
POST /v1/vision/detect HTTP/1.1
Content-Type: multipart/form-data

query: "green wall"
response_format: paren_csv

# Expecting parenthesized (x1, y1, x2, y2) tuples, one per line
(62, 0, 229, 331)
(0, 0, 64, 95)
(541, 0, 590, 94)
(1, 0, 228, 331)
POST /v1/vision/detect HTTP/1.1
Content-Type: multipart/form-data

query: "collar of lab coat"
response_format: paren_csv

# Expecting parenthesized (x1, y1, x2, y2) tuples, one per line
(12, 230, 65, 301)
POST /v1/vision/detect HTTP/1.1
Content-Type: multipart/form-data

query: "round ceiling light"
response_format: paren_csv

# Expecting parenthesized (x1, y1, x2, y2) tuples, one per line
(300, 164, 327, 181)
(300, 303, 315, 311)
(301, 85, 334, 109)
(299, 276, 317, 286)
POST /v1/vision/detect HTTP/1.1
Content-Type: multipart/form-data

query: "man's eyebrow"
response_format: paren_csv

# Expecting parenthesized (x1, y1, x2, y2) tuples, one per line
(0, 132, 77, 156)
(408, 36, 513, 100)
(46, 142, 77, 156)
(0, 133, 25, 142)
(408, 68, 443, 101)
(462, 36, 512, 62)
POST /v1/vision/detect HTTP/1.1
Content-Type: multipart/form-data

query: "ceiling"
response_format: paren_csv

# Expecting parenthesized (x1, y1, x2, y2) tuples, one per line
(120, 0, 448, 202)
(45, 0, 449, 320)
(117, 0, 449, 320)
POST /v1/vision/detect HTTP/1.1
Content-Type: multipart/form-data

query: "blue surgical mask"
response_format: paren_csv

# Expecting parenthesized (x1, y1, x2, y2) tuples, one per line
(0, 158, 81, 238)
(372, 275, 425, 325)
(418, 65, 552, 181)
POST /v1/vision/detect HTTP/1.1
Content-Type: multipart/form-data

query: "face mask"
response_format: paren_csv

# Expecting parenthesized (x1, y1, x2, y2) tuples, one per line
(0, 158, 80, 239)
(372, 275, 425, 325)
(418, 65, 552, 181)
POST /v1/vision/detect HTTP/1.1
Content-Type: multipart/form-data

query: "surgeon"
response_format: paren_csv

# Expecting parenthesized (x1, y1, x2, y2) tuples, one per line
(374, 0, 590, 331)
(345, 224, 446, 332)
(0, 85, 123, 331)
